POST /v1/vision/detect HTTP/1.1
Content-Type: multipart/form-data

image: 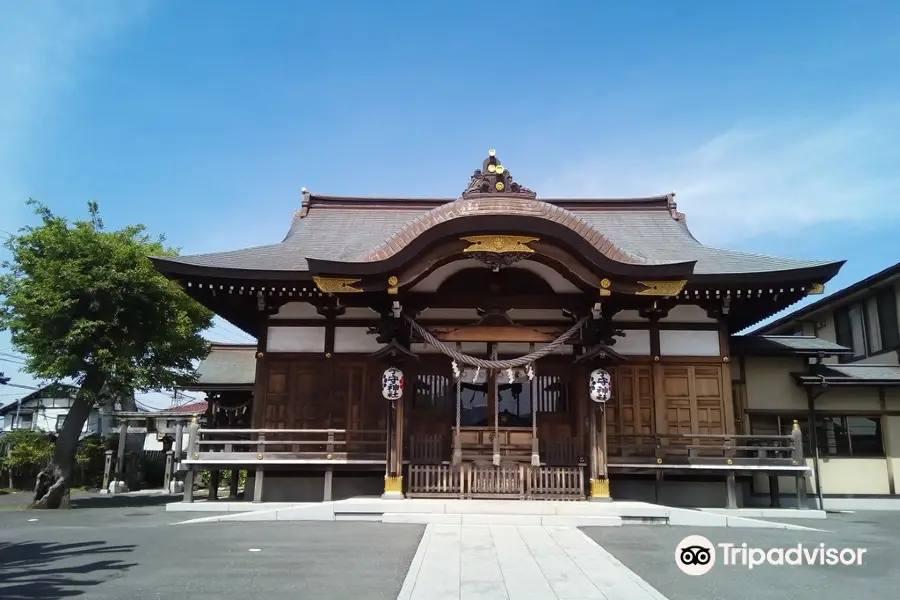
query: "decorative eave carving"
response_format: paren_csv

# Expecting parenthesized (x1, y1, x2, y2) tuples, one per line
(461, 235, 538, 269)
(462, 149, 536, 199)
(635, 280, 688, 296)
(313, 276, 363, 293)
(808, 283, 825, 295)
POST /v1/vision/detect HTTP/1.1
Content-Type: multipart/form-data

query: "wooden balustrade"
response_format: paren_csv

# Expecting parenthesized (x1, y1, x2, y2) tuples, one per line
(184, 428, 388, 465)
(607, 430, 804, 468)
(407, 464, 585, 500)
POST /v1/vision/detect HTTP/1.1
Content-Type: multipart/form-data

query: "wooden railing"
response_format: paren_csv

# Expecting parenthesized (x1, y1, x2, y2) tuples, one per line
(407, 464, 585, 500)
(607, 429, 804, 468)
(406, 434, 583, 467)
(184, 428, 388, 464)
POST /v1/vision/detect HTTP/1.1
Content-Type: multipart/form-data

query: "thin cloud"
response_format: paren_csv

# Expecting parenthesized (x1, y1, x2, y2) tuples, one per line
(539, 104, 900, 246)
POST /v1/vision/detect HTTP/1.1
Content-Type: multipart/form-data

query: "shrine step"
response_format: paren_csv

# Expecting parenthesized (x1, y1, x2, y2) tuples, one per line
(380, 513, 624, 526)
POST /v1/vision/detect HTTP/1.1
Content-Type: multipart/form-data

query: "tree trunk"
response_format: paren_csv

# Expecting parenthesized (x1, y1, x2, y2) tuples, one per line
(32, 377, 103, 509)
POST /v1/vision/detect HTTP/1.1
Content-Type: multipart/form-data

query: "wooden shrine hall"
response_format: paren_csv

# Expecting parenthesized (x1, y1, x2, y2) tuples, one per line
(152, 150, 843, 506)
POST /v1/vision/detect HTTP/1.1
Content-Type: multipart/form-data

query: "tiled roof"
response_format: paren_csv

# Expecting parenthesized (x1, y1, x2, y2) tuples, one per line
(731, 335, 852, 356)
(751, 260, 900, 334)
(795, 364, 900, 386)
(186, 344, 256, 389)
(154, 197, 839, 276)
(169, 400, 208, 413)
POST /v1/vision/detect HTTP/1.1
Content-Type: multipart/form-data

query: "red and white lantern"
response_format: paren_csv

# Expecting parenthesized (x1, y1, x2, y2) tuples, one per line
(589, 368, 612, 403)
(382, 367, 404, 401)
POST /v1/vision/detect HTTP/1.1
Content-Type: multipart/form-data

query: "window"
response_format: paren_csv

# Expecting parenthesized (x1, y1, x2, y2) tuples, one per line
(834, 288, 900, 360)
(750, 414, 884, 457)
(14, 412, 33, 430)
(877, 288, 900, 350)
(412, 374, 453, 413)
(864, 297, 883, 353)
(55, 414, 66, 432)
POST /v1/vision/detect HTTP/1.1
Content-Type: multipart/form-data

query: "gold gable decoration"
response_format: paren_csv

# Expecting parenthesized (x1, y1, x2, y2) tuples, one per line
(635, 280, 687, 297)
(313, 276, 363, 293)
(461, 235, 538, 254)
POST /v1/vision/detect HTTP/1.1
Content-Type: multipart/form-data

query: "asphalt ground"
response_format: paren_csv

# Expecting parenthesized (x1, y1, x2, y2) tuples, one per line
(2, 490, 898, 600)
(0, 493, 424, 600)
(581, 511, 900, 600)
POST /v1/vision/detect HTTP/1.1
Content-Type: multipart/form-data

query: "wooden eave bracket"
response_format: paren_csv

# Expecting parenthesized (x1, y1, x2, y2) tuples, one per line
(370, 340, 419, 362)
(574, 344, 627, 364)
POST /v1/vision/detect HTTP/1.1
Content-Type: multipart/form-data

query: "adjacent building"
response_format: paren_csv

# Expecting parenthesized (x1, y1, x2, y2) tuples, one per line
(0, 384, 102, 437)
(747, 261, 900, 510)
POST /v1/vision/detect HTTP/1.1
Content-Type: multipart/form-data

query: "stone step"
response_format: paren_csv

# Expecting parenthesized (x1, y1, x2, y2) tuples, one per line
(381, 513, 624, 526)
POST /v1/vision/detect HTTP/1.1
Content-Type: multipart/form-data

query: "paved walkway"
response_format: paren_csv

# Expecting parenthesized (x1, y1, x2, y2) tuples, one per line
(398, 524, 670, 600)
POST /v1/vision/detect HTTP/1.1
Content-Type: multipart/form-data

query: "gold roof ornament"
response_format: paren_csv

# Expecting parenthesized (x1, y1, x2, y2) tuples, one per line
(462, 149, 535, 199)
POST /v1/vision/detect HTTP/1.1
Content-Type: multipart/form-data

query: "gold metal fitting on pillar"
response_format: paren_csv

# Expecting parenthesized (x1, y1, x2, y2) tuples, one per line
(590, 478, 610, 499)
(384, 475, 403, 494)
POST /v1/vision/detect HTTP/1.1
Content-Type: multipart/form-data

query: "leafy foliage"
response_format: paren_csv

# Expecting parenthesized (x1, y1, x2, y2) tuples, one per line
(0, 200, 213, 396)
(200, 469, 247, 490)
(1, 430, 53, 470)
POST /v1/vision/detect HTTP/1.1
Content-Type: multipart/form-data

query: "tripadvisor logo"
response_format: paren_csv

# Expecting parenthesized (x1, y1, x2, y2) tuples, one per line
(675, 535, 867, 575)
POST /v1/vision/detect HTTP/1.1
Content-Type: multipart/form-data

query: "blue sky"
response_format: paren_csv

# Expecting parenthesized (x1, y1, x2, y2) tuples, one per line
(2, 1, 899, 408)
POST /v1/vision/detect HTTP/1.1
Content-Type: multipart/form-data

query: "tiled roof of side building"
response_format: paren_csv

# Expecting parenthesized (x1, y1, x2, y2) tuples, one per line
(730, 335, 852, 356)
(794, 364, 900, 386)
(152, 195, 841, 277)
(185, 343, 256, 390)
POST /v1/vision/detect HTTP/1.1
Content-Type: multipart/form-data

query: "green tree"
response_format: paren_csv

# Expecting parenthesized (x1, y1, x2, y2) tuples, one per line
(0, 200, 213, 508)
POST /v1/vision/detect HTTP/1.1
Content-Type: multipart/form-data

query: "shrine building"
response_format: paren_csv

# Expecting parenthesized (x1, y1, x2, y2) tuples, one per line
(154, 150, 888, 509)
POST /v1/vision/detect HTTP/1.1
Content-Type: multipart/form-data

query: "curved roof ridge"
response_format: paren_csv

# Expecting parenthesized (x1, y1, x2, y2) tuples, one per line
(359, 196, 672, 265)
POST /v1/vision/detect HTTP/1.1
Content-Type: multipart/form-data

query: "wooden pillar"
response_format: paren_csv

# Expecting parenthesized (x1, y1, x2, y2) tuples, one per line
(725, 471, 738, 509)
(880, 387, 896, 495)
(719, 325, 737, 435)
(768, 475, 781, 507)
(113, 420, 127, 492)
(183, 417, 200, 503)
(383, 394, 404, 498)
(323, 468, 333, 501)
(209, 471, 220, 501)
(164, 451, 174, 494)
(229, 469, 240, 499)
(588, 402, 598, 481)
(253, 431, 265, 503)
(253, 468, 264, 503)
(102, 450, 113, 492)
(394, 390, 405, 477)
(174, 422, 184, 464)
(588, 401, 611, 501)
(206, 404, 219, 500)
(574, 364, 586, 451)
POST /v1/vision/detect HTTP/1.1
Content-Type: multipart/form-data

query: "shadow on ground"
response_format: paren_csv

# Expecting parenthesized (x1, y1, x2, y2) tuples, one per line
(0, 492, 183, 510)
(69, 494, 180, 509)
(0, 540, 137, 599)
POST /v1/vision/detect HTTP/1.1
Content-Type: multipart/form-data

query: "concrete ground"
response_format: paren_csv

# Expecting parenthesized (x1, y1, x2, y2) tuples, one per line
(1, 491, 898, 600)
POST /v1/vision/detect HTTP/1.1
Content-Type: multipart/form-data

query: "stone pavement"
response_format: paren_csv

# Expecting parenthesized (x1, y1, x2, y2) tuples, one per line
(398, 524, 669, 600)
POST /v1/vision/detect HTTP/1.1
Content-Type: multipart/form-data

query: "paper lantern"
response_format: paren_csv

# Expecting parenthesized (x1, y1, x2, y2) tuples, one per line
(382, 367, 404, 400)
(589, 368, 612, 403)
